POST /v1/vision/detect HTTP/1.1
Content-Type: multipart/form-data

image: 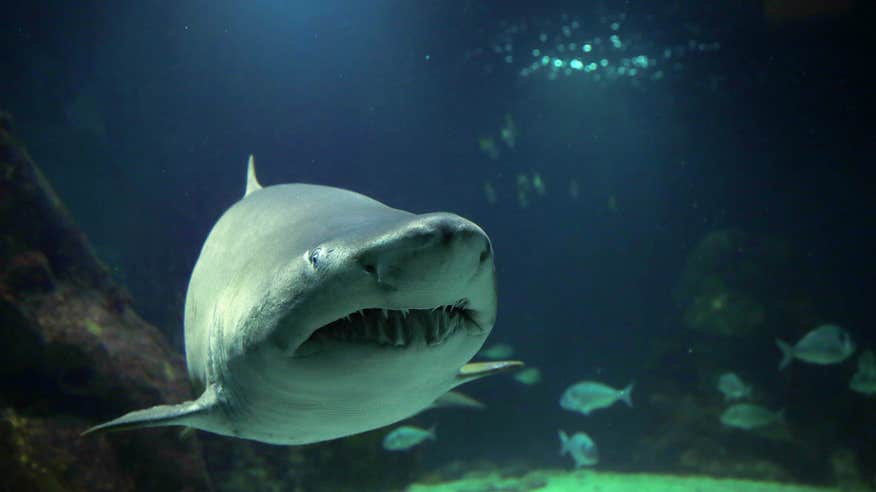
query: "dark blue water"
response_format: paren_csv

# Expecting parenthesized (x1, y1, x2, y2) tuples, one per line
(2, 0, 873, 486)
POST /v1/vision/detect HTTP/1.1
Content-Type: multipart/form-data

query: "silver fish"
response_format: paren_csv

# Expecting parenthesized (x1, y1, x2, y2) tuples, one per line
(717, 372, 751, 401)
(513, 367, 542, 386)
(720, 403, 783, 430)
(850, 349, 876, 396)
(558, 430, 598, 468)
(481, 343, 514, 360)
(776, 324, 855, 370)
(560, 381, 633, 416)
(382, 425, 436, 451)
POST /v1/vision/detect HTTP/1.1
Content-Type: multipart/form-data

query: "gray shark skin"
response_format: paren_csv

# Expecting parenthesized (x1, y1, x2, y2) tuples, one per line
(84, 156, 520, 444)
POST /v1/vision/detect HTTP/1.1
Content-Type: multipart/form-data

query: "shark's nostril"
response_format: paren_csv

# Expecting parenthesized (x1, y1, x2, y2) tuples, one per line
(479, 243, 492, 263)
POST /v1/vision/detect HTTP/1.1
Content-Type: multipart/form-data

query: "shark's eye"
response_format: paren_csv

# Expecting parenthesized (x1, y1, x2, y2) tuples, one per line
(309, 249, 321, 268)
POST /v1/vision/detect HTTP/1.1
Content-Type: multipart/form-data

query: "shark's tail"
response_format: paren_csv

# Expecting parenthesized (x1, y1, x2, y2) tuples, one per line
(82, 385, 218, 436)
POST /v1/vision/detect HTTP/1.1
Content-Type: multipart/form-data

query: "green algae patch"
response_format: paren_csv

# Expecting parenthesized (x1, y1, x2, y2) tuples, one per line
(407, 470, 838, 492)
(83, 319, 103, 336)
(163, 361, 176, 381)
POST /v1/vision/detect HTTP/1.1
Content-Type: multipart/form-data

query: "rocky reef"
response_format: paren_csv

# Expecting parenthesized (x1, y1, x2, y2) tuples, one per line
(0, 112, 210, 491)
(673, 229, 815, 338)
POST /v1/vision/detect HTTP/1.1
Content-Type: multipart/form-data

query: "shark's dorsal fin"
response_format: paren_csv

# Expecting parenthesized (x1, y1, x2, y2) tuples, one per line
(245, 154, 262, 197)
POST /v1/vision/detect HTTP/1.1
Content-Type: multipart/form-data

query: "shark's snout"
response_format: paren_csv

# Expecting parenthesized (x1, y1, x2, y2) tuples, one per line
(405, 213, 486, 249)
(356, 213, 491, 289)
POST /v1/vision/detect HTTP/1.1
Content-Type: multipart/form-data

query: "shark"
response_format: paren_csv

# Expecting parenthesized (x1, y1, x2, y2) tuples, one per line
(85, 156, 520, 444)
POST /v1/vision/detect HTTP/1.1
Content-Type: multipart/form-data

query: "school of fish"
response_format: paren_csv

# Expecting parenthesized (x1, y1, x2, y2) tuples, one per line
(380, 321, 866, 471)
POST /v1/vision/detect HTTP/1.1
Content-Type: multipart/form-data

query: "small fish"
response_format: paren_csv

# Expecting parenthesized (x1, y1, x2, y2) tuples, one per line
(558, 430, 598, 468)
(850, 349, 876, 396)
(559, 381, 634, 416)
(500, 113, 516, 149)
(479, 137, 500, 160)
(532, 173, 545, 196)
(776, 324, 855, 370)
(515, 174, 531, 209)
(483, 180, 498, 205)
(850, 373, 876, 396)
(481, 343, 514, 360)
(855, 349, 876, 377)
(607, 194, 618, 213)
(513, 367, 542, 386)
(568, 179, 580, 199)
(720, 403, 783, 430)
(382, 425, 436, 451)
(717, 372, 751, 401)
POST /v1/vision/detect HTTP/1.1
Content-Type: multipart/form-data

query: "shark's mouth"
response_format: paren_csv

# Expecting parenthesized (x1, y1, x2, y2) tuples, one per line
(301, 299, 478, 350)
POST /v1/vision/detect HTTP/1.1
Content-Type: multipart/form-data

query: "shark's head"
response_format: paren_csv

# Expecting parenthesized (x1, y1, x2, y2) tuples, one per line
(282, 211, 495, 353)
(232, 210, 497, 443)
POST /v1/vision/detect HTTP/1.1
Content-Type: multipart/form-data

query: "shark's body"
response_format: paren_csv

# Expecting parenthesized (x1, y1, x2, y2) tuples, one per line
(85, 156, 518, 444)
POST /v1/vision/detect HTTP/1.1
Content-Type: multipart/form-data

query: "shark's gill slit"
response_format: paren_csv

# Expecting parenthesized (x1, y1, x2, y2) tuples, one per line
(302, 300, 475, 350)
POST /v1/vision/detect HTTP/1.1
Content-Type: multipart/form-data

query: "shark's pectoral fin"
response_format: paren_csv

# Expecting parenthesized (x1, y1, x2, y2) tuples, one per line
(431, 390, 486, 410)
(456, 360, 524, 383)
(82, 385, 219, 436)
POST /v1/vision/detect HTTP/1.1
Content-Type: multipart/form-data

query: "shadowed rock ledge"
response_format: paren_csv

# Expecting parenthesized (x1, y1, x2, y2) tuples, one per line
(0, 112, 211, 492)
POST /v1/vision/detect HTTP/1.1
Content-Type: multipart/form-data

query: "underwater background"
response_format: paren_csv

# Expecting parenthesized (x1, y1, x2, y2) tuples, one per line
(1, 1, 874, 491)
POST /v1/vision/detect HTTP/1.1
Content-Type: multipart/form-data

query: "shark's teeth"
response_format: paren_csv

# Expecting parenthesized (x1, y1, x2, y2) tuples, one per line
(427, 318, 440, 346)
(313, 301, 471, 349)
(363, 319, 375, 340)
(398, 317, 406, 344)
(437, 314, 452, 342)
(392, 316, 405, 346)
(376, 317, 391, 344)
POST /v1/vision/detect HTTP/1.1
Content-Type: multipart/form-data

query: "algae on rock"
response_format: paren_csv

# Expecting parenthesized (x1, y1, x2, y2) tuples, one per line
(0, 112, 210, 491)
(674, 229, 810, 337)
